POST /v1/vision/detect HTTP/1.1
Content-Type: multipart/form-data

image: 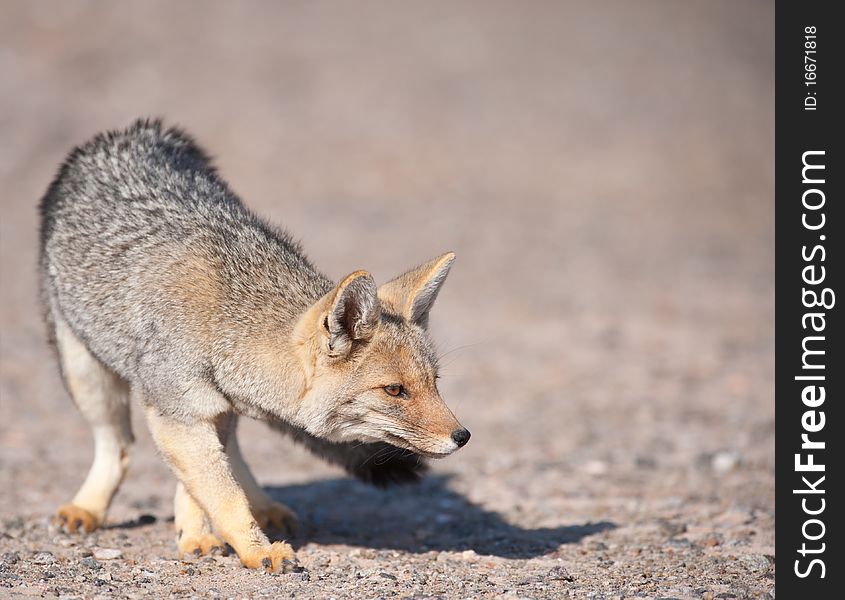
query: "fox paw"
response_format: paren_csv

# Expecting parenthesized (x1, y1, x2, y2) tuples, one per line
(178, 533, 227, 559)
(253, 502, 298, 536)
(54, 504, 99, 533)
(238, 541, 296, 572)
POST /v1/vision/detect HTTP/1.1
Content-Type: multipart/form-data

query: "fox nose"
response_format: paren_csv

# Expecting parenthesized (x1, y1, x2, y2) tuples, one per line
(451, 428, 471, 448)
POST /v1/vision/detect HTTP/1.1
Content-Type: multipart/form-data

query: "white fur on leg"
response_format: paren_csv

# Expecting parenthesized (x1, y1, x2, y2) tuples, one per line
(71, 426, 130, 522)
(54, 316, 133, 530)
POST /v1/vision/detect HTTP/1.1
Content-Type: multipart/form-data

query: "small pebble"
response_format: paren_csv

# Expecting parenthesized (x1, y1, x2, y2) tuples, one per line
(712, 451, 741, 474)
(32, 551, 55, 565)
(583, 460, 609, 476)
(741, 554, 772, 574)
(547, 565, 574, 582)
(93, 548, 123, 561)
(80, 557, 101, 570)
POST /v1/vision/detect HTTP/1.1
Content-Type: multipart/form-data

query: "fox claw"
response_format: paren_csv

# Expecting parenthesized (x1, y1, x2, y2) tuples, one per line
(178, 533, 227, 560)
(238, 541, 296, 571)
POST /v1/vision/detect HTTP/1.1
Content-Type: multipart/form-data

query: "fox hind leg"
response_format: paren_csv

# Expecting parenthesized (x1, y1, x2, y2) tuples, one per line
(52, 316, 133, 533)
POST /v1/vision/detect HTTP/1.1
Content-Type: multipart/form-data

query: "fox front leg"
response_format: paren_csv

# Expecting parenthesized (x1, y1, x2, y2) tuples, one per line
(173, 482, 226, 559)
(224, 415, 298, 536)
(144, 406, 295, 571)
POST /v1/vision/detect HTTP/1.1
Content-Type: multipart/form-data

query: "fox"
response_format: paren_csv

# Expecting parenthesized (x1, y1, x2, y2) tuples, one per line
(38, 119, 470, 571)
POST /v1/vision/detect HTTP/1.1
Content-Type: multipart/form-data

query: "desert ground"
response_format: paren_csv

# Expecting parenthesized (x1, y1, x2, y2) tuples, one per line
(0, 2, 774, 598)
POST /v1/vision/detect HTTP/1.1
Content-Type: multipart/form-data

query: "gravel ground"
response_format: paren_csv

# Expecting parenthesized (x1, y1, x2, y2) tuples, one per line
(1, 2, 774, 598)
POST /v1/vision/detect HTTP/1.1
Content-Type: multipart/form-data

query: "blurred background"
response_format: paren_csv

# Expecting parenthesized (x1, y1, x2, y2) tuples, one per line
(1, 1, 773, 597)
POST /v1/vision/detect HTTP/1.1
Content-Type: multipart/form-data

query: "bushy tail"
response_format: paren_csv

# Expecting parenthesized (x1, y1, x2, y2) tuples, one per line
(268, 420, 427, 487)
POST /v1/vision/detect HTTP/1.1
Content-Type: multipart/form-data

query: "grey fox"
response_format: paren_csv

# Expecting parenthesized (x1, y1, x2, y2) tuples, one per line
(38, 119, 469, 571)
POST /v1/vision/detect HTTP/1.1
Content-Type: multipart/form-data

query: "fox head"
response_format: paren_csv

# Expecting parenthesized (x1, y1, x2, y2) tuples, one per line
(293, 252, 469, 457)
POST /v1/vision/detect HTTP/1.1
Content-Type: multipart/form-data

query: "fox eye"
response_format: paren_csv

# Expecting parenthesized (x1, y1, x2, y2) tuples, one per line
(383, 384, 405, 397)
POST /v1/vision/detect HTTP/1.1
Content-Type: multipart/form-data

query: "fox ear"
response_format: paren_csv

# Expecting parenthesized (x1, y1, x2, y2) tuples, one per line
(321, 271, 380, 358)
(378, 252, 455, 328)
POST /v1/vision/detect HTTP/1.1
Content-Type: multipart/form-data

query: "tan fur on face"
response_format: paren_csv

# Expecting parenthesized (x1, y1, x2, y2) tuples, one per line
(296, 313, 461, 455)
(365, 320, 461, 452)
(284, 254, 464, 454)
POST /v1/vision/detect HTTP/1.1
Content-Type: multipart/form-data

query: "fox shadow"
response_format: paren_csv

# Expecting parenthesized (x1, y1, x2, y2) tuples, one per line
(265, 475, 615, 559)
